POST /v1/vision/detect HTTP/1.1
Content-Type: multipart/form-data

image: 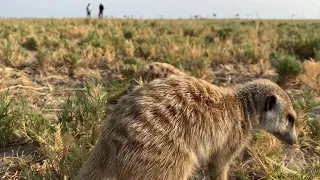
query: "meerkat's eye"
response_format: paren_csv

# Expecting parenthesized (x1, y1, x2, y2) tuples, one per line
(288, 114, 295, 124)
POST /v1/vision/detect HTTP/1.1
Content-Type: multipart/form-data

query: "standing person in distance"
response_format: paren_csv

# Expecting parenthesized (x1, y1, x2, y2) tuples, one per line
(99, 3, 104, 18)
(86, 3, 91, 18)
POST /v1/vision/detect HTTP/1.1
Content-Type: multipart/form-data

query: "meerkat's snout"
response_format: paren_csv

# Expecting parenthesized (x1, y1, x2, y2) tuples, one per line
(273, 127, 297, 145)
(261, 93, 298, 146)
(287, 130, 297, 145)
(284, 120, 298, 145)
(283, 112, 298, 145)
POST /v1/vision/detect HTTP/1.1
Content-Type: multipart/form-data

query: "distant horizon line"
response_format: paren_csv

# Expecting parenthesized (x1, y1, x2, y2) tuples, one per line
(1, 16, 320, 21)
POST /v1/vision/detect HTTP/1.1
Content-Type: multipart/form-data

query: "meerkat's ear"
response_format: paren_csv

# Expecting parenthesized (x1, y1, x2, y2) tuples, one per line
(265, 94, 277, 111)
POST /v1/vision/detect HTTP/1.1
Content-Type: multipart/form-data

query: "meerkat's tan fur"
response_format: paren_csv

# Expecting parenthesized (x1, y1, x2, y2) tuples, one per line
(107, 62, 187, 104)
(78, 75, 297, 180)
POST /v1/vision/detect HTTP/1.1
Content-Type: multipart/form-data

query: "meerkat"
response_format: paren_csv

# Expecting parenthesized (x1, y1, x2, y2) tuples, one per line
(78, 75, 297, 180)
(107, 62, 188, 105)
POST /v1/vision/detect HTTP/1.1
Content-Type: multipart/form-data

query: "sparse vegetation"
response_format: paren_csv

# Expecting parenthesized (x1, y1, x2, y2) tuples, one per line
(270, 50, 303, 78)
(0, 18, 319, 179)
(0, 91, 16, 147)
(21, 35, 40, 51)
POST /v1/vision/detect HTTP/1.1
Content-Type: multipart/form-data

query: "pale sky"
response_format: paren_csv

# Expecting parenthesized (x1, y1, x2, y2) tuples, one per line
(1, 0, 320, 19)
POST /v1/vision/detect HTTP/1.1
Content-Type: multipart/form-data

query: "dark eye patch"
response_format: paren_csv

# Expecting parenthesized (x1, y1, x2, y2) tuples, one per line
(288, 114, 295, 124)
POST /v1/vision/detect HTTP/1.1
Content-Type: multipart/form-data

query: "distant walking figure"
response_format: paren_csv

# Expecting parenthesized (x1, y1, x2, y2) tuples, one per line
(99, 3, 104, 18)
(86, 3, 91, 18)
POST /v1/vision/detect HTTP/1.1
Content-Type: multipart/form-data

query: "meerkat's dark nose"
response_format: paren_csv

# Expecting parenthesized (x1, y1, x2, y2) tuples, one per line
(286, 132, 297, 145)
(290, 136, 297, 145)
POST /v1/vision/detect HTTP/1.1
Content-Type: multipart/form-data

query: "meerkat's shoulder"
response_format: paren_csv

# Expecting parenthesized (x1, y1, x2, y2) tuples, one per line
(144, 62, 180, 69)
(136, 62, 186, 76)
(145, 73, 207, 85)
(234, 78, 283, 92)
(143, 74, 232, 96)
(244, 78, 278, 86)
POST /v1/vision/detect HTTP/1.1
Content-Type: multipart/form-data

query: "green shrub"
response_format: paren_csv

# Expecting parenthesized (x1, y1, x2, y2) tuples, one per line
(123, 28, 134, 40)
(158, 26, 174, 35)
(149, 21, 158, 28)
(0, 91, 15, 147)
(217, 27, 233, 41)
(291, 89, 320, 140)
(242, 45, 262, 64)
(58, 80, 108, 143)
(78, 30, 100, 46)
(83, 19, 90, 25)
(308, 118, 320, 140)
(204, 34, 214, 44)
(43, 36, 61, 50)
(123, 56, 141, 65)
(277, 29, 320, 60)
(63, 51, 81, 76)
(240, 20, 256, 26)
(21, 35, 40, 51)
(183, 24, 203, 37)
(135, 42, 152, 60)
(0, 38, 29, 68)
(270, 51, 302, 77)
(36, 47, 51, 68)
(315, 49, 320, 61)
(181, 57, 212, 79)
(91, 38, 108, 49)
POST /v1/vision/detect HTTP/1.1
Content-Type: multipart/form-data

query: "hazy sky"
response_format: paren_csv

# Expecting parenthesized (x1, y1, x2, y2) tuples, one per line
(1, 0, 320, 19)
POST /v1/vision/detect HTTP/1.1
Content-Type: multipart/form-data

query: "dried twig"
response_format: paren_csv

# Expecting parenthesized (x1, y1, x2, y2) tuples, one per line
(41, 109, 63, 112)
(0, 85, 86, 94)
(54, 88, 86, 91)
(0, 85, 48, 93)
